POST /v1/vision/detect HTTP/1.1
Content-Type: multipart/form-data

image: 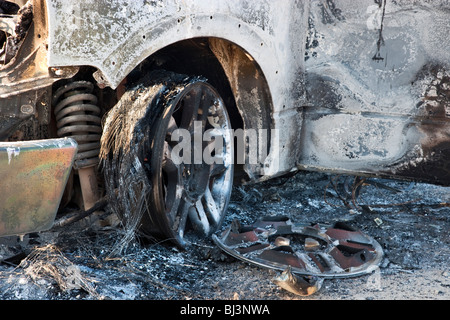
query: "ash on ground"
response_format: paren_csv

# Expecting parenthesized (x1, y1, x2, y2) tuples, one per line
(0, 171, 448, 300)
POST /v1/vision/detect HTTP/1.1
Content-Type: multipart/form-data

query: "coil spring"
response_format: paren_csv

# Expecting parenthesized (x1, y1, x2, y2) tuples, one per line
(53, 81, 102, 169)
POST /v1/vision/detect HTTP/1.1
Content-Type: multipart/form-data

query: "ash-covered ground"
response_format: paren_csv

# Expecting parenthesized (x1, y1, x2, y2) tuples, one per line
(0, 171, 448, 301)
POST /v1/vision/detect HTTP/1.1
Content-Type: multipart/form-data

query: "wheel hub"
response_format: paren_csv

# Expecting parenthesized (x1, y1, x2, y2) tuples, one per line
(150, 75, 234, 247)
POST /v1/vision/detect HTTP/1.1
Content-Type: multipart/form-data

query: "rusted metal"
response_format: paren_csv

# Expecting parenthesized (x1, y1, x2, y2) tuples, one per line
(0, 137, 77, 237)
(53, 81, 102, 170)
(53, 80, 102, 210)
(77, 167, 100, 211)
(213, 216, 383, 278)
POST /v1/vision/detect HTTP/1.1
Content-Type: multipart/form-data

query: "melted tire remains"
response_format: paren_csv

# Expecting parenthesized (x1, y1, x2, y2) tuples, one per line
(100, 70, 233, 248)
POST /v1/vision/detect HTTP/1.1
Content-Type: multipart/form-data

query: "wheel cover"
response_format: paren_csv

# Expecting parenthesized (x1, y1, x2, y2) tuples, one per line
(213, 217, 384, 279)
(150, 81, 234, 247)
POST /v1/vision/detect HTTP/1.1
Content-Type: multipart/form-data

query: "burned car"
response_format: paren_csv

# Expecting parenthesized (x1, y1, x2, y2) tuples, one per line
(0, 0, 449, 248)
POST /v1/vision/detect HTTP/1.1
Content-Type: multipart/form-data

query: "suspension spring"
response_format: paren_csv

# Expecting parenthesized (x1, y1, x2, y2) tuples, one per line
(53, 81, 102, 169)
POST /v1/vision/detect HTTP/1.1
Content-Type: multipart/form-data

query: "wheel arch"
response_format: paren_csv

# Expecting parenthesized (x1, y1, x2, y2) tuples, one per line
(127, 37, 274, 181)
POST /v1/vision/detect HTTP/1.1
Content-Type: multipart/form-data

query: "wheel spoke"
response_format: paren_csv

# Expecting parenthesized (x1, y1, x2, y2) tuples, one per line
(179, 88, 203, 130)
(210, 162, 227, 177)
(203, 186, 221, 226)
(173, 198, 192, 238)
(162, 143, 182, 225)
(198, 93, 211, 126)
(189, 199, 211, 235)
(203, 128, 229, 171)
(162, 141, 179, 174)
(166, 116, 178, 136)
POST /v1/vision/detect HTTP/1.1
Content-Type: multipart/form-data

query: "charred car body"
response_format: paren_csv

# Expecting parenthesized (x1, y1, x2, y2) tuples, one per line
(0, 0, 449, 247)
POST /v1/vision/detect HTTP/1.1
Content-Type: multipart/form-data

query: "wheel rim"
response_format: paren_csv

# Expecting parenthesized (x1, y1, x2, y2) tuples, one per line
(150, 81, 233, 247)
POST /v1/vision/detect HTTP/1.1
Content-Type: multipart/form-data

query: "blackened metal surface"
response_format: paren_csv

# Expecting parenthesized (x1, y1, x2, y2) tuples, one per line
(380, 66, 450, 185)
(0, 87, 52, 141)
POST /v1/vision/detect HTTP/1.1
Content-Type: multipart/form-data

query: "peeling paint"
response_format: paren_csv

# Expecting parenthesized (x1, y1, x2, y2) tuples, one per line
(6, 147, 20, 164)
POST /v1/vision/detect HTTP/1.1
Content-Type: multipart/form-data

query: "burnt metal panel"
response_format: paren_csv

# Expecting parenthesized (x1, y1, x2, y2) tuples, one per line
(299, 0, 450, 186)
(0, 1, 78, 99)
(0, 138, 77, 236)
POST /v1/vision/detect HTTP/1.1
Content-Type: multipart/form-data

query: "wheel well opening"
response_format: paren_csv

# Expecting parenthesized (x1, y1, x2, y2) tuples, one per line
(125, 37, 273, 182)
(128, 38, 242, 127)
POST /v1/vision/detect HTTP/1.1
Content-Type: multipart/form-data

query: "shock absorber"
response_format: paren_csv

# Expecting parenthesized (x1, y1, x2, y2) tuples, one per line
(53, 81, 102, 210)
